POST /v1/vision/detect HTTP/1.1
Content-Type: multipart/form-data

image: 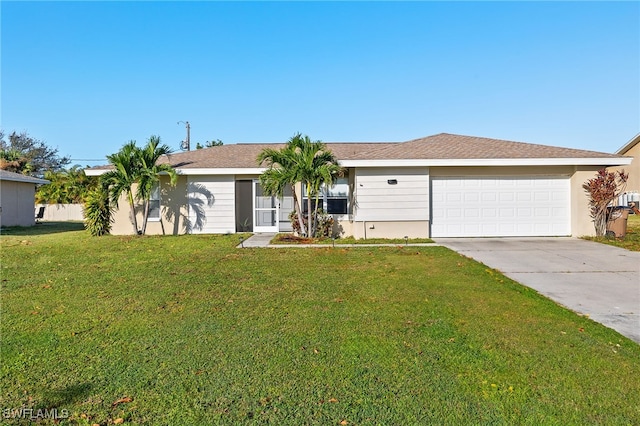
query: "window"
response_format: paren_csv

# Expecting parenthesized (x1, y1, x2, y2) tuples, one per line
(303, 178, 349, 215)
(325, 178, 349, 214)
(148, 184, 161, 220)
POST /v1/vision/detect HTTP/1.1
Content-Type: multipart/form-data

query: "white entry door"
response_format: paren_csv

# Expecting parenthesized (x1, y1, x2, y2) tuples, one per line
(278, 186, 294, 232)
(253, 180, 279, 233)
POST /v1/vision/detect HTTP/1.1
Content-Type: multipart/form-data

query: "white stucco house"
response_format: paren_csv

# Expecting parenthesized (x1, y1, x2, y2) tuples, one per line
(0, 170, 50, 227)
(85, 133, 631, 238)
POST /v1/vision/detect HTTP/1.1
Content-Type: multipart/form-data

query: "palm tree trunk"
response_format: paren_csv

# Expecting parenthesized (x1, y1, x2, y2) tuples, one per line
(313, 192, 321, 237)
(291, 184, 305, 236)
(141, 199, 150, 235)
(127, 192, 139, 235)
(306, 191, 313, 238)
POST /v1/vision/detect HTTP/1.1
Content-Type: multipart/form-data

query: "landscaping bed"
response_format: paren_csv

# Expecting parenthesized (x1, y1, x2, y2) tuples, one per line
(271, 234, 434, 245)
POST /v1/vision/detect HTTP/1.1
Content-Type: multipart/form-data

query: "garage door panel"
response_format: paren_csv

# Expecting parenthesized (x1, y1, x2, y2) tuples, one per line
(499, 208, 515, 218)
(431, 177, 570, 237)
(517, 192, 532, 202)
(447, 193, 462, 202)
(482, 208, 497, 218)
(465, 192, 480, 202)
(499, 192, 514, 202)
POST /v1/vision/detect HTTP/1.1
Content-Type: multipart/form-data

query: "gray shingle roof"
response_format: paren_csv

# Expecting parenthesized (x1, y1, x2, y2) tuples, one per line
(0, 170, 50, 184)
(352, 133, 623, 160)
(87, 133, 624, 172)
(159, 142, 397, 169)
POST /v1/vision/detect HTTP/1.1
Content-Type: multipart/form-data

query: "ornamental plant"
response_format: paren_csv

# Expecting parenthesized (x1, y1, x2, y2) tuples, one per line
(583, 169, 628, 237)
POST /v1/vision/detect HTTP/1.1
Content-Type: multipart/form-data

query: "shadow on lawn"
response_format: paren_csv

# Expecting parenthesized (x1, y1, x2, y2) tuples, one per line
(25, 382, 93, 417)
(38, 382, 93, 409)
(0, 221, 85, 236)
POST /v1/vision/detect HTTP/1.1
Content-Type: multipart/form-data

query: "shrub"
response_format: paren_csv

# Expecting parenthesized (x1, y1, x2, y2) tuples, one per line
(583, 169, 628, 237)
(83, 186, 113, 236)
(289, 209, 335, 238)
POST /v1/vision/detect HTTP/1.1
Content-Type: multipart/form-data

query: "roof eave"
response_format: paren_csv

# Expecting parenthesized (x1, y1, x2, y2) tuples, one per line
(341, 157, 632, 167)
(84, 157, 632, 176)
(0, 176, 50, 184)
(176, 168, 265, 175)
(84, 169, 108, 176)
(615, 133, 640, 155)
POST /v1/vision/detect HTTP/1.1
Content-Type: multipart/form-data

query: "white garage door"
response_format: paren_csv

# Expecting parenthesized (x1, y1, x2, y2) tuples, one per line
(431, 177, 570, 237)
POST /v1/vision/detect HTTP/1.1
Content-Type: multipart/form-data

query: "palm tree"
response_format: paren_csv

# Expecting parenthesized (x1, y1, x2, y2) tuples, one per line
(258, 133, 341, 237)
(258, 142, 306, 235)
(102, 141, 141, 234)
(101, 137, 177, 236)
(295, 136, 342, 236)
(137, 136, 177, 235)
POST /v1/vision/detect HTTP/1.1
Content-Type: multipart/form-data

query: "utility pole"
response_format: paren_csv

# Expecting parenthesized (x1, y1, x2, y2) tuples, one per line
(177, 121, 191, 151)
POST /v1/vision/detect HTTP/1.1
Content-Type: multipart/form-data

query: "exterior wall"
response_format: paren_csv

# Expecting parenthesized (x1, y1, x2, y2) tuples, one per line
(335, 219, 353, 237)
(148, 176, 189, 235)
(110, 176, 189, 235)
(35, 204, 84, 221)
(611, 142, 639, 193)
(187, 175, 235, 234)
(351, 220, 430, 239)
(103, 163, 618, 238)
(0, 181, 37, 227)
(353, 167, 430, 221)
(571, 167, 604, 237)
(429, 165, 575, 178)
(349, 167, 429, 239)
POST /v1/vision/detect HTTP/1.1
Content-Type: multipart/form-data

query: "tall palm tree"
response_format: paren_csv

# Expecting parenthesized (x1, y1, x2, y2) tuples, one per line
(101, 137, 177, 235)
(297, 137, 342, 236)
(258, 142, 306, 235)
(137, 136, 177, 235)
(101, 141, 141, 234)
(258, 133, 341, 237)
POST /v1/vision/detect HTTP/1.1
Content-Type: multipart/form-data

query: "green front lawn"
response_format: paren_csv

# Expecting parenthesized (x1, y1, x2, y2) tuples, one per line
(2, 225, 639, 425)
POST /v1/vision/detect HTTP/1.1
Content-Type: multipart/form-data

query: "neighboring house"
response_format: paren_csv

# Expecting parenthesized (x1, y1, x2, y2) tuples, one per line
(611, 133, 640, 194)
(85, 133, 631, 238)
(0, 170, 50, 227)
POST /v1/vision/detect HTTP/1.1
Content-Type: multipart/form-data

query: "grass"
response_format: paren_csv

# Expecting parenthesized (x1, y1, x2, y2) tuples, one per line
(271, 234, 434, 245)
(583, 213, 640, 251)
(1, 224, 639, 425)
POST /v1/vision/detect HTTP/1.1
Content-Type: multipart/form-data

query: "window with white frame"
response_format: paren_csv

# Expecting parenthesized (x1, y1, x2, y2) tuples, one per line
(303, 177, 349, 215)
(148, 184, 161, 220)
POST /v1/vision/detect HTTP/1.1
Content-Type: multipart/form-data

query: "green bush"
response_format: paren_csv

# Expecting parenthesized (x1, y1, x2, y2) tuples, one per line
(82, 186, 112, 236)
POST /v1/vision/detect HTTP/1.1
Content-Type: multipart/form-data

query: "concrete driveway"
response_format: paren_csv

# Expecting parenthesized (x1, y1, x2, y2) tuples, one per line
(435, 237, 640, 344)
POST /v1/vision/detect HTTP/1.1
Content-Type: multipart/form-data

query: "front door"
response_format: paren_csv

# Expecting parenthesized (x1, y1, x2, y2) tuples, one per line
(278, 185, 294, 232)
(253, 180, 279, 232)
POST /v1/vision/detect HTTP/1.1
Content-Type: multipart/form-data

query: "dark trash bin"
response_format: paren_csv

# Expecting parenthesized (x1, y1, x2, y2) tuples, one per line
(606, 207, 630, 238)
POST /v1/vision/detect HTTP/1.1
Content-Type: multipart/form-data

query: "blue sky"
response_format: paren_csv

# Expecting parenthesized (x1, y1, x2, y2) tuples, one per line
(2, 1, 638, 165)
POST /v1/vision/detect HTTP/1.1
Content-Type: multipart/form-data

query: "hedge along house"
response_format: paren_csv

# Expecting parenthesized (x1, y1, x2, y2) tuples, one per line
(85, 133, 631, 238)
